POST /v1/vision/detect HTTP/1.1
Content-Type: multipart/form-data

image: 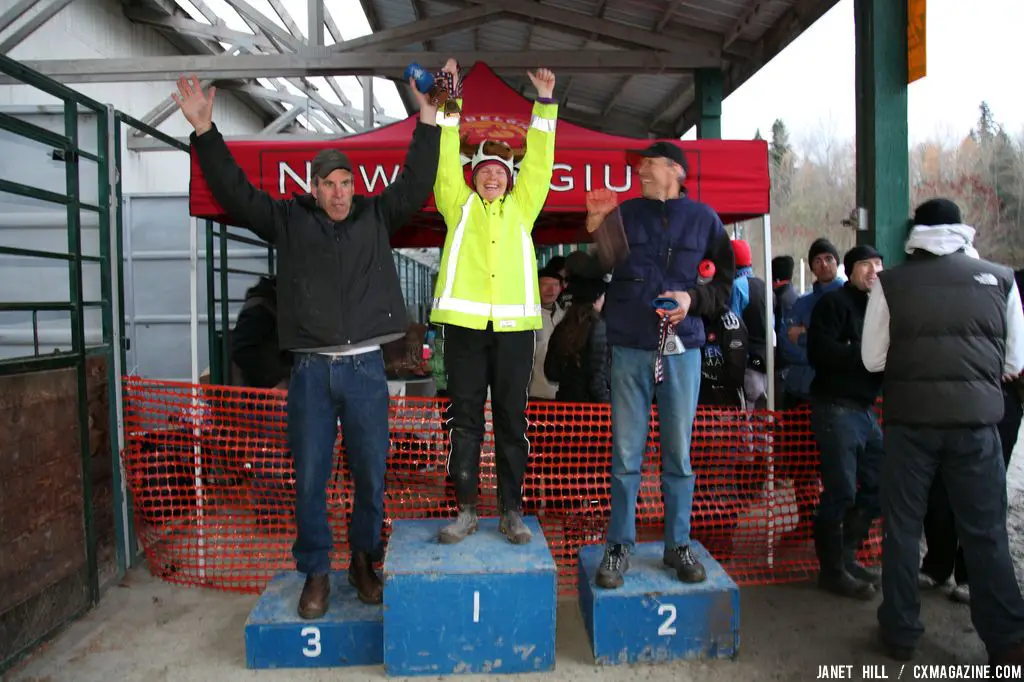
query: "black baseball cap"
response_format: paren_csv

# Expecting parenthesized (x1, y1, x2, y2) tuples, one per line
(311, 148, 352, 179)
(627, 141, 690, 175)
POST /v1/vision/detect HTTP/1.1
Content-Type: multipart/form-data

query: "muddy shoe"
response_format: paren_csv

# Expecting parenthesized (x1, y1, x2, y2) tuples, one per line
(819, 570, 876, 600)
(663, 544, 707, 583)
(348, 551, 383, 605)
(595, 544, 630, 589)
(845, 557, 881, 586)
(297, 573, 330, 619)
(499, 510, 532, 544)
(439, 505, 478, 544)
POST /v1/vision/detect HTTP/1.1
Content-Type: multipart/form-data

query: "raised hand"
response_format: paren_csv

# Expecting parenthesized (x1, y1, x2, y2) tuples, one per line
(585, 188, 618, 233)
(527, 68, 555, 99)
(443, 58, 459, 92)
(409, 77, 438, 125)
(171, 74, 216, 135)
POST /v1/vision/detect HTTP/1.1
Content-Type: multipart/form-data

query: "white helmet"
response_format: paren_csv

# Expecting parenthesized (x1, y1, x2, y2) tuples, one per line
(470, 140, 514, 176)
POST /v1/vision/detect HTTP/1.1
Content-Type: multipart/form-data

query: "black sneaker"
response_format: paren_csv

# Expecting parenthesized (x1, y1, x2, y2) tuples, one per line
(663, 544, 707, 583)
(595, 544, 630, 589)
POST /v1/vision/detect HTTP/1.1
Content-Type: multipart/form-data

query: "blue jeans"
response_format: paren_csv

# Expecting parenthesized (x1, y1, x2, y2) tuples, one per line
(810, 400, 882, 525)
(287, 351, 391, 575)
(607, 345, 702, 549)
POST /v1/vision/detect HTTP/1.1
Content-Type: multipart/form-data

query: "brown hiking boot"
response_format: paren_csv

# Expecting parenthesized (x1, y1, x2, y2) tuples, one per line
(297, 573, 330, 619)
(348, 551, 383, 605)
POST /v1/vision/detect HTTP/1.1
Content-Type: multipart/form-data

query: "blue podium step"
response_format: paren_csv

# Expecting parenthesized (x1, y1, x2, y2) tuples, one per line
(244, 571, 383, 669)
(578, 541, 740, 665)
(383, 516, 557, 676)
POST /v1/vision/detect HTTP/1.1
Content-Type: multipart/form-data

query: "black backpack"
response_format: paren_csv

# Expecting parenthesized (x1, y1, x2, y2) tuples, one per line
(698, 307, 749, 407)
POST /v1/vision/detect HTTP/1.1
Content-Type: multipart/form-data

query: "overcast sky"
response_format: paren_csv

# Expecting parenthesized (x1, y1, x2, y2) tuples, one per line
(189, 0, 1022, 147)
(681, 0, 1024, 149)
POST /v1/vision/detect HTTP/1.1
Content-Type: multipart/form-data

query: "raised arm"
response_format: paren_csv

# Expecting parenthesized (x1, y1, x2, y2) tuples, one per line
(432, 60, 473, 225)
(376, 77, 441, 236)
(175, 75, 287, 244)
(510, 68, 557, 227)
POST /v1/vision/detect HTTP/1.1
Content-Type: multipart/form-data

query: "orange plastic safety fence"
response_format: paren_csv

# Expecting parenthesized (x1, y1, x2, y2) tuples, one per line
(121, 377, 881, 597)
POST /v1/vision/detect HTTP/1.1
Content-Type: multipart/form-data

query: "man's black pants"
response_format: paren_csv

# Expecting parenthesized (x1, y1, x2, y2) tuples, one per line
(443, 323, 535, 513)
(878, 422, 1024, 658)
(920, 389, 1022, 586)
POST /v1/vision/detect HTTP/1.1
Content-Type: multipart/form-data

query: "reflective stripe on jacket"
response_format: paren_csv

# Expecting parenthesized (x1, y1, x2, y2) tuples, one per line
(430, 100, 557, 332)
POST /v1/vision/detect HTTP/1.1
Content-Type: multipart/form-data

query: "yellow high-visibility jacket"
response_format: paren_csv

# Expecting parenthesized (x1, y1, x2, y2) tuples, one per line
(430, 100, 557, 332)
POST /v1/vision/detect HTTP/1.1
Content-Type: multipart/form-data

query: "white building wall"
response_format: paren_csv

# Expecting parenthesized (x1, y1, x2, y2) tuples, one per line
(0, 0, 266, 193)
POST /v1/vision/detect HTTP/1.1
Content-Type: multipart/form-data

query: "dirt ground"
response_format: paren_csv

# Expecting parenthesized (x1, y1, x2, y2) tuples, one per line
(9, 440, 1024, 682)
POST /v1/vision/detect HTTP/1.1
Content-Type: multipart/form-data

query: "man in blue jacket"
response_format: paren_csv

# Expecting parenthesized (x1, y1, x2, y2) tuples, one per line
(584, 142, 735, 589)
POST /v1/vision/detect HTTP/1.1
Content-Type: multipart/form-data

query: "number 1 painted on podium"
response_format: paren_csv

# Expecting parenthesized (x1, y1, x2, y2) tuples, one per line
(473, 590, 480, 623)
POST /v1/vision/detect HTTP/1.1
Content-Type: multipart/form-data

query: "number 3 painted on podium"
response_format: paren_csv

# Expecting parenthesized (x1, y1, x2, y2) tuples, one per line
(301, 626, 322, 657)
(657, 604, 677, 636)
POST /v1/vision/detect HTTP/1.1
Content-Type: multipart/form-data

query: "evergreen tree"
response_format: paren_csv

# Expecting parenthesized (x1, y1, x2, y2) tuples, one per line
(769, 118, 794, 204)
(754, 129, 764, 141)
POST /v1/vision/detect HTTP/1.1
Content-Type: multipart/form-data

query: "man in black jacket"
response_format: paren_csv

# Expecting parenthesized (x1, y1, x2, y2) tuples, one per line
(806, 245, 884, 601)
(172, 74, 440, 617)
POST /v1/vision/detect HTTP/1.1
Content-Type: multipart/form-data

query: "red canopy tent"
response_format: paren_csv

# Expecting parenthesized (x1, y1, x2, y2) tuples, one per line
(189, 63, 770, 247)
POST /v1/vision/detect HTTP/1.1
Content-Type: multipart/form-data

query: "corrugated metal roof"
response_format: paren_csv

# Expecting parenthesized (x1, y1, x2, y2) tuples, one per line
(130, 0, 838, 139)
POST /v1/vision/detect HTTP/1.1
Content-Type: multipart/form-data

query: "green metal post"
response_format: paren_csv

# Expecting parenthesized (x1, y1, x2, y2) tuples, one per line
(205, 220, 216, 383)
(219, 224, 229, 384)
(694, 69, 723, 140)
(854, 0, 910, 264)
(64, 100, 99, 605)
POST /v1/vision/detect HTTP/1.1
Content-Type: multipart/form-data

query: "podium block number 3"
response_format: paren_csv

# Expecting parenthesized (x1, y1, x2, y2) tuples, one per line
(301, 626, 322, 657)
(657, 604, 677, 636)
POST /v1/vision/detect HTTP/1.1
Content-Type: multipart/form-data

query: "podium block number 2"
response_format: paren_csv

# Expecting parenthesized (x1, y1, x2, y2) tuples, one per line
(301, 626, 322, 658)
(657, 604, 677, 636)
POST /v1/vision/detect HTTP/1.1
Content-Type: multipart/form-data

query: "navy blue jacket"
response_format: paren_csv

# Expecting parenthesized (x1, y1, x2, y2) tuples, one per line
(603, 196, 735, 350)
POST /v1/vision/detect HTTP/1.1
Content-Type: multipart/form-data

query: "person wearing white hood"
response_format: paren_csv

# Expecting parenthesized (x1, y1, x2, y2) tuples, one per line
(861, 198, 1024, 665)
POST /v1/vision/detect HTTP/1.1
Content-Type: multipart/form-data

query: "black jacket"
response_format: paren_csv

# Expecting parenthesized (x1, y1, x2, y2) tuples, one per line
(230, 277, 290, 388)
(806, 282, 882, 408)
(191, 121, 441, 352)
(744, 275, 768, 371)
(773, 281, 798, 371)
(544, 317, 610, 403)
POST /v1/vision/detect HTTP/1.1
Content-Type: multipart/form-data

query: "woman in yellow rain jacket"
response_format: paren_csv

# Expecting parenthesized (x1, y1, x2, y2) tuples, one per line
(430, 59, 558, 546)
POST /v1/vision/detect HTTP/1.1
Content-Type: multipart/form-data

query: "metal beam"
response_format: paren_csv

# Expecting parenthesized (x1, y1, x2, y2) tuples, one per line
(7, 51, 715, 83)
(723, 0, 767, 50)
(0, 0, 76, 53)
(218, 0, 301, 51)
(122, 7, 276, 51)
(322, 12, 382, 115)
(307, 0, 324, 46)
(222, 82, 397, 123)
(262, 105, 304, 134)
(0, 0, 42, 34)
(126, 131, 355, 152)
(332, 5, 504, 53)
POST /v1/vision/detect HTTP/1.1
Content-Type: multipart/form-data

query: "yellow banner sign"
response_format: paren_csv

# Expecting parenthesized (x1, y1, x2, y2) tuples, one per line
(908, 0, 926, 83)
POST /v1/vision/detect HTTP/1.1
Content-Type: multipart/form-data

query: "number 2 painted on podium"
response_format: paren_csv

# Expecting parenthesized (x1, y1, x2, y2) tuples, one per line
(657, 604, 677, 636)
(301, 626, 322, 657)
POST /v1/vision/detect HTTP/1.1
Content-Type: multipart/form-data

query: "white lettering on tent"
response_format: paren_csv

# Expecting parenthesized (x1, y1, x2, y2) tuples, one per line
(551, 163, 573, 192)
(606, 165, 631, 192)
(360, 165, 401, 192)
(549, 163, 632, 193)
(279, 161, 311, 194)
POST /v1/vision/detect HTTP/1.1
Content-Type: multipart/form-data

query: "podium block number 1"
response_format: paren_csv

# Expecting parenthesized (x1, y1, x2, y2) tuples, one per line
(657, 604, 677, 636)
(301, 626, 322, 658)
(473, 591, 480, 623)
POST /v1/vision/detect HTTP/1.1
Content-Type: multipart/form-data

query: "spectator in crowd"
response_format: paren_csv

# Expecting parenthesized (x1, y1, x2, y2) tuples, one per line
(771, 255, 798, 397)
(806, 245, 884, 601)
(544, 258, 610, 403)
(530, 261, 568, 400)
(430, 62, 559, 546)
(731, 239, 768, 409)
(174, 72, 440, 616)
(862, 197, 1024, 664)
(230, 275, 289, 390)
(779, 238, 844, 543)
(583, 140, 734, 590)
